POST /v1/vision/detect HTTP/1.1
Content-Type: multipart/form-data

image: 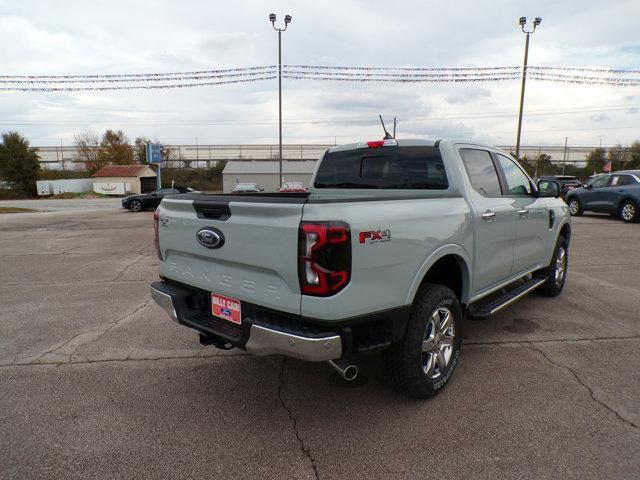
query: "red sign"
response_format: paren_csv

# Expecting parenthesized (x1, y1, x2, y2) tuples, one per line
(211, 293, 242, 324)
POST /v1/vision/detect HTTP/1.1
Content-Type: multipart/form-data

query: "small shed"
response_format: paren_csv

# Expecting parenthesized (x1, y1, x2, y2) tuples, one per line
(92, 165, 157, 195)
(222, 161, 318, 193)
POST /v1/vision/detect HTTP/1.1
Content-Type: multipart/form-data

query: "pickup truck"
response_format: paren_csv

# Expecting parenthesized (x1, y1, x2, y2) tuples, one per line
(150, 139, 570, 398)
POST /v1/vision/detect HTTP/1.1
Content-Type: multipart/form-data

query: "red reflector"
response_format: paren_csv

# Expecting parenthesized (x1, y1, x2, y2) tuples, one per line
(367, 140, 385, 148)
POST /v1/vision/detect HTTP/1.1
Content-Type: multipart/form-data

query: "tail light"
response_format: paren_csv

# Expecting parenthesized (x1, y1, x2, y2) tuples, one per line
(298, 222, 351, 296)
(153, 209, 162, 260)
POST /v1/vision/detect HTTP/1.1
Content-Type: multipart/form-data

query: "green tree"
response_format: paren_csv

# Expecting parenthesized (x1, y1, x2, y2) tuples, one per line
(97, 129, 134, 167)
(0, 131, 41, 195)
(585, 148, 607, 176)
(134, 136, 151, 164)
(625, 141, 640, 170)
(607, 144, 628, 172)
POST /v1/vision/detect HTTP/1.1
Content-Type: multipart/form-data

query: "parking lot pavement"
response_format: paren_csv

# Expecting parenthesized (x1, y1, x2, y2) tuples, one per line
(1, 209, 639, 479)
(0, 197, 121, 212)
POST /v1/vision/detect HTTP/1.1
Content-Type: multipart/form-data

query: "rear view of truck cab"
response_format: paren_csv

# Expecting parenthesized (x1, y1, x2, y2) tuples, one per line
(150, 138, 569, 398)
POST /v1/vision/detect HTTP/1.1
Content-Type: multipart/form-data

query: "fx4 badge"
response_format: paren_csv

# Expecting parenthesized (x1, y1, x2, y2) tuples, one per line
(359, 229, 391, 244)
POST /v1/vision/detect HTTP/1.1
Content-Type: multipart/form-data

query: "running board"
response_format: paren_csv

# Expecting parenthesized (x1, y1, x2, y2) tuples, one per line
(466, 276, 547, 320)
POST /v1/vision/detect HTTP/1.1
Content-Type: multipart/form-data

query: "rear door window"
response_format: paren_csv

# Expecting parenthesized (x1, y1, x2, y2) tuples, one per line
(314, 146, 448, 189)
(459, 149, 502, 197)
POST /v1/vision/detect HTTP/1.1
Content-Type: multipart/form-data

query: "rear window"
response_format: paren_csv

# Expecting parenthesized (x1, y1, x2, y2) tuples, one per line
(314, 146, 448, 189)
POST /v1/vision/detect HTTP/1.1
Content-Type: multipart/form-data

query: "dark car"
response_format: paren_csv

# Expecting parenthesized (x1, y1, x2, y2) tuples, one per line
(566, 170, 640, 223)
(538, 175, 581, 198)
(555, 175, 582, 196)
(121, 186, 193, 212)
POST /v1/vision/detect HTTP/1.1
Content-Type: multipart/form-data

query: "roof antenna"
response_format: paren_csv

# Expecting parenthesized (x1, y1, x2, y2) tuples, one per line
(379, 115, 394, 139)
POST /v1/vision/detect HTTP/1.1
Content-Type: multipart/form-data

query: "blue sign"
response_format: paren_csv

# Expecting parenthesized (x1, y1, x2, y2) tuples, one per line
(146, 143, 162, 164)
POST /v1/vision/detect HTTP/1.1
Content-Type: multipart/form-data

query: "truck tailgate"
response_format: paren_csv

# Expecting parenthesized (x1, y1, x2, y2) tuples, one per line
(157, 195, 306, 315)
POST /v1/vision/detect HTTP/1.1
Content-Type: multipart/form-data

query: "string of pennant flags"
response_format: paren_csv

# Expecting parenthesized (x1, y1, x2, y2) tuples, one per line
(0, 65, 638, 91)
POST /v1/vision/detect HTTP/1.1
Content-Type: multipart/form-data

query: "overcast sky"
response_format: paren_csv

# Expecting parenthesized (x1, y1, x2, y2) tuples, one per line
(0, 0, 639, 148)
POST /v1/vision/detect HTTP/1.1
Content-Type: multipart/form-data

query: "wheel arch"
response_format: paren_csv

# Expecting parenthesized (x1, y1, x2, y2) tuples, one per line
(559, 221, 571, 244)
(406, 245, 472, 306)
(618, 196, 639, 209)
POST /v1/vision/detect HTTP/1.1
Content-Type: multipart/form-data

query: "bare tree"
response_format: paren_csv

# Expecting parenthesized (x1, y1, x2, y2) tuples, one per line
(73, 130, 100, 172)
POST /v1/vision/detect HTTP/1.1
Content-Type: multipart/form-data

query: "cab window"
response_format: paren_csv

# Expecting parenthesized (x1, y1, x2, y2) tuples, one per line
(496, 154, 532, 196)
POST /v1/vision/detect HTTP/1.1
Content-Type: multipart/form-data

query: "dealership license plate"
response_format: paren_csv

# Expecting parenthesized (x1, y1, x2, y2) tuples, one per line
(211, 293, 242, 325)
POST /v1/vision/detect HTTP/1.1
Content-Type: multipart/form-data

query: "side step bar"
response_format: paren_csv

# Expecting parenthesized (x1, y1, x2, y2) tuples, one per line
(466, 276, 547, 320)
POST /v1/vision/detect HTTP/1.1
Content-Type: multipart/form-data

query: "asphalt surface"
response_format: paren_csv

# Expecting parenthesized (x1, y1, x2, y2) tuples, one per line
(1, 207, 639, 479)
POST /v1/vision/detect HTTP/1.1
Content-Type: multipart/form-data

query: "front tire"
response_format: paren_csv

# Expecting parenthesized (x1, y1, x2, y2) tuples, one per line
(568, 198, 583, 216)
(384, 283, 462, 399)
(128, 200, 143, 212)
(537, 235, 568, 297)
(620, 200, 639, 223)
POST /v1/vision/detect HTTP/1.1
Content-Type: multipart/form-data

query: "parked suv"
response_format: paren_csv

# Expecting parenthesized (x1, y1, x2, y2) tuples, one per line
(566, 171, 640, 222)
(150, 139, 569, 398)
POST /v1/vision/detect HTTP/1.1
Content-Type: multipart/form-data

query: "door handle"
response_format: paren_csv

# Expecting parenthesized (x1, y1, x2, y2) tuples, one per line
(481, 211, 496, 220)
(518, 209, 529, 216)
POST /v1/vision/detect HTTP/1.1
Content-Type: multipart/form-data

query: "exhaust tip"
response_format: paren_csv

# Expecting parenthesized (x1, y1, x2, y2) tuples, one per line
(328, 359, 358, 381)
(343, 364, 358, 381)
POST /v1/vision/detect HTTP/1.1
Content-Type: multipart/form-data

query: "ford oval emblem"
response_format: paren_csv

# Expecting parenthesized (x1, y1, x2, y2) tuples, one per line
(196, 227, 225, 249)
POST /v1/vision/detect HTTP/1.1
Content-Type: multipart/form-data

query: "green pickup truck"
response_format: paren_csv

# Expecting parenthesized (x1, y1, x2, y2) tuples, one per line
(150, 139, 570, 398)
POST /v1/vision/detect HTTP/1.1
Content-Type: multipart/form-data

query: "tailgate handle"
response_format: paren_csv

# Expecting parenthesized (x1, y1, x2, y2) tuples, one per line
(193, 201, 231, 221)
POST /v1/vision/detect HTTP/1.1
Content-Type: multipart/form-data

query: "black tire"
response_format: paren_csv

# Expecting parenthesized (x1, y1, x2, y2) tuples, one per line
(620, 200, 639, 223)
(567, 198, 583, 216)
(537, 235, 568, 297)
(384, 283, 462, 399)
(128, 200, 143, 212)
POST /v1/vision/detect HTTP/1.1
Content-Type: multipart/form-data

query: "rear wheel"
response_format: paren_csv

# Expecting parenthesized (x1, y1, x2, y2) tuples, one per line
(384, 283, 462, 399)
(568, 198, 583, 216)
(537, 235, 568, 297)
(128, 200, 143, 212)
(620, 200, 639, 223)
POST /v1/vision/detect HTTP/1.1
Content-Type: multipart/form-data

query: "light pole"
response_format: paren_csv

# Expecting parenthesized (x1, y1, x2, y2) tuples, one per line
(515, 16, 541, 160)
(269, 13, 292, 186)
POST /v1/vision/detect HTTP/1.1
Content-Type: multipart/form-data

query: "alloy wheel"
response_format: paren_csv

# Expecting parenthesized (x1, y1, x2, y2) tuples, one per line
(569, 200, 580, 215)
(422, 307, 455, 379)
(555, 246, 566, 285)
(622, 203, 635, 221)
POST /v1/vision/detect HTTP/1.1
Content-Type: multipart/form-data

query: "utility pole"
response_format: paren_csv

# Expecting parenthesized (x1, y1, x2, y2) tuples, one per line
(393, 117, 397, 138)
(562, 136, 568, 175)
(269, 13, 292, 186)
(515, 16, 541, 160)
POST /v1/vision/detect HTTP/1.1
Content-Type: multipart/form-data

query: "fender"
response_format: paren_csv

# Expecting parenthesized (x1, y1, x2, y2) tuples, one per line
(405, 243, 472, 306)
(542, 218, 571, 267)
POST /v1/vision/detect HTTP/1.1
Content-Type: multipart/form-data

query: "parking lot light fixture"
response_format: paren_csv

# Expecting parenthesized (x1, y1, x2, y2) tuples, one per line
(269, 13, 293, 186)
(515, 16, 541, 160)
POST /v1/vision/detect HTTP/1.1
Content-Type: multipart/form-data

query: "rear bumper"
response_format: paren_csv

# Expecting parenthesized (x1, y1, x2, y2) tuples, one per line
(150, 281, 342, 362)
(150, 280, 410, 361)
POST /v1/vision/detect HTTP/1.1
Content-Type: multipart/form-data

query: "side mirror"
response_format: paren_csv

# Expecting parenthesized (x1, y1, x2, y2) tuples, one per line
(584, 183, 593, 189)
(538, 179, 560, 198)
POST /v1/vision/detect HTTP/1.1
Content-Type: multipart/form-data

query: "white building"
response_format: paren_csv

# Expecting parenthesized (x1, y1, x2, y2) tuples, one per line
(222, 161, 318, 193)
